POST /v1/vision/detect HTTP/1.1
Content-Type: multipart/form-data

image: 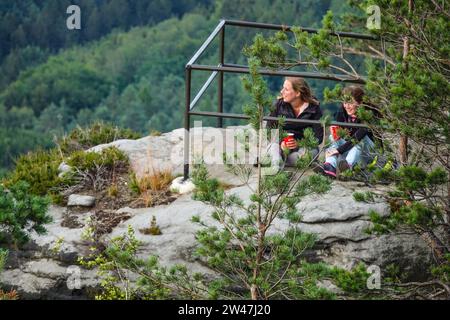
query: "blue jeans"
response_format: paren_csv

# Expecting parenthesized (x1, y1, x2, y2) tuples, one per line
(325, 135, 375, 168)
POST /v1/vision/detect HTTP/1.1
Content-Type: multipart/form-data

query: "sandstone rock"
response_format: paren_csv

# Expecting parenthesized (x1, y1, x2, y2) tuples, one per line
(5, 126, 434, 299)
(85, 125, 256, 186)
(317, 279, 344, 295)
(0, 260, 100, 300)
(58, 162, 72, 178)
(170, 177, 195, 194)
(67, 195, 96, 207)
(2, 177, 433, 298)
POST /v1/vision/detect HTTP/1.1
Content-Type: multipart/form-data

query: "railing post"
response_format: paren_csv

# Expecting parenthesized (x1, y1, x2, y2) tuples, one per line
(217, 25, 225, 128)
(184, 67, 192, 181)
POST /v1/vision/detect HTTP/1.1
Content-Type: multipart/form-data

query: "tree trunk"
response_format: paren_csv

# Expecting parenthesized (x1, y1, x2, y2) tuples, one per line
(399, 33, 409, 164)
(399, 0, 414, 165)
(251, 110, 265, 300)
(251, 285, 258, 300)
(399, 135, 408, 165)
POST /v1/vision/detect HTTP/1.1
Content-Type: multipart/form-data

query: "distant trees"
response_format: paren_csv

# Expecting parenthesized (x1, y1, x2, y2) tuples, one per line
(1, 58, 111, 115)
(0, 0, 355, 174)
(0, 0, 214, 94)
(0, 0, 214, 61)
(0, 46, 49, 91)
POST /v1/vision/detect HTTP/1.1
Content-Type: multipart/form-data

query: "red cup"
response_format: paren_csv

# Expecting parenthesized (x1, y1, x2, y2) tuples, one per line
(330, 126, 340, 141)
(283, 133, 295, 144)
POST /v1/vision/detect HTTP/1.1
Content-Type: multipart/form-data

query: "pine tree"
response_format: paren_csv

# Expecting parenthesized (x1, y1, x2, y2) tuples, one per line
(0, 181, 52, 246)
(188, 59, 359, 300)
(243, 0, 449, 298)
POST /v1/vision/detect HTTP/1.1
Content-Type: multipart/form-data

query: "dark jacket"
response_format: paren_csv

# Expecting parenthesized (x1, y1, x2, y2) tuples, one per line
(267, 98, 323, 144)
(334, 105, 376, 154)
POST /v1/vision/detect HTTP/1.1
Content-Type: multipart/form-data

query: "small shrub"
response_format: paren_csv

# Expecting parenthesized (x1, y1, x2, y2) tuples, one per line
(150, 130, 161, 136)
(191, 162, 222, 203)
(139, 192, 154, 207)
(0, 249, 7, 271)
(58, 121, 141, 155)
(128, 169, 173, 195)
(0, 181, 52, 245)
(129, 169, 175, 208)
(51, 237, 65, 255)
(78, 226, 206, 300)
(67, 147, 129, 191)
(107, 184, 119, 198)
(67, 147, 128, 172)
(50, 193, 65, 206)
(329, 263, 371, 293)
(139, 216, 162, 235)
(128, 173, 141, 195)
(4, 148, 67, 197)
(0, 289, 18, 300)
(146, 169, 173, 192)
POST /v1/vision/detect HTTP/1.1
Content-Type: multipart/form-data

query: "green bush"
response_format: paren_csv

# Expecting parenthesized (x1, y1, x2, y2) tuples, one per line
(329, 263, 370, 293)
(58, 122, 141, 155)
(191, 162, 223, 203)
(67, 147, 129, 191)
(4, 148, 67, 197)
(0, 249, 18, 300)
(0, 249, 7, 271)
(2, 130, 132, 201)
(0, 181, 52, 245)
(67, 147, 128, 172)
(79, 226, 205, 300)
(128, 173, 141, 195)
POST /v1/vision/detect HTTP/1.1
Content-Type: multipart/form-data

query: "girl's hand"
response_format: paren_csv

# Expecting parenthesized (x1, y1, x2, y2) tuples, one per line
(326, 148, 339, 158)
(285, 139, 298, 150)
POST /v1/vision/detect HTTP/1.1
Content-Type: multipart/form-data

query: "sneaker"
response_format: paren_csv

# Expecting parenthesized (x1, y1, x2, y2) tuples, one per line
(311, 161, 324, 174)
(322, 162, 337, 178)
(337, 159, 351, 174)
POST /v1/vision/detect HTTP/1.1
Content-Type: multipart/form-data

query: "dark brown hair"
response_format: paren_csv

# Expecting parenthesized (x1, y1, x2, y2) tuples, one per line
(342, 85, 365, 104)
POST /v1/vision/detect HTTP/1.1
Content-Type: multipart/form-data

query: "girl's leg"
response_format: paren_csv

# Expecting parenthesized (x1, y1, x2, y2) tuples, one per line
(360, 135, 376, 166)
(285, 149, 303, 167)
(345, 136, 375, 167)
(325, 135, 345, 168)
(345, 145, 362, 167)
(285, 147, 319, 167)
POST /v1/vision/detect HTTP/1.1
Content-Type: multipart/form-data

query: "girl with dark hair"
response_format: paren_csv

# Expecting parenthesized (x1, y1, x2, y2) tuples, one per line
(321, 85, 377, 178)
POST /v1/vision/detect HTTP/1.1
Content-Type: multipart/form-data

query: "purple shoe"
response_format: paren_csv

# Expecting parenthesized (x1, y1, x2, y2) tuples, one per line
(323, 162, 336, 178)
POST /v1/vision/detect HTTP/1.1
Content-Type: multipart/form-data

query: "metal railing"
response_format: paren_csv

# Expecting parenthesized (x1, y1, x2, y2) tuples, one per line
(184, 19, 378, 180)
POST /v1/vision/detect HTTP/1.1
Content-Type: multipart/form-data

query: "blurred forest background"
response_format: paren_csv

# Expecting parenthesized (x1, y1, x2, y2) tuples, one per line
(0, 0, 361, 176)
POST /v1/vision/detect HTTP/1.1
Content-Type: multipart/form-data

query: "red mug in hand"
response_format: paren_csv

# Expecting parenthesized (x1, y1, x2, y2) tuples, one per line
(283, 133, 295, 144)
(282, 133, 295, 148)
(330, 126, 340, 141)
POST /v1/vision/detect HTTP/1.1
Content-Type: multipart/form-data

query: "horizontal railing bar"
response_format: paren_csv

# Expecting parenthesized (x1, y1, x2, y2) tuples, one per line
(186, 20, 226, 67)
(224, 19, 378, 40)
(190, 70, 219, 110)
(191, 64, 366, 83)
(189, 110, 368, 128)
(189, 110, 249, 120)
